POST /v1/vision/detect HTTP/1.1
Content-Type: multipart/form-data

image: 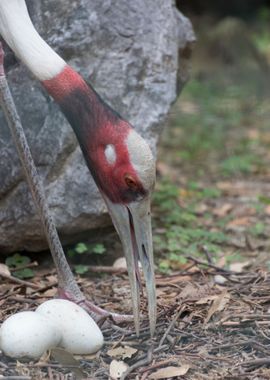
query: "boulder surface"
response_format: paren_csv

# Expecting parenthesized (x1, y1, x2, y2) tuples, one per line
(0, 0, 194, 252)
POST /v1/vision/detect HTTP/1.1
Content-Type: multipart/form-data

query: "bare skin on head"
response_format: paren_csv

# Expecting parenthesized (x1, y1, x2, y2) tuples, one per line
(0, 0, 156, 335)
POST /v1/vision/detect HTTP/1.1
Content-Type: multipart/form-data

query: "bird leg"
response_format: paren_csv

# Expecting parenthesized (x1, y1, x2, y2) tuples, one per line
(58, 288, 133, 325)
(0, 43, 132, 325)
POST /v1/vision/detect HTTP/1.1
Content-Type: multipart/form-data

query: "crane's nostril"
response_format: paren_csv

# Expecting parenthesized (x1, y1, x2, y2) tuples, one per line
(142, 244, 149, 262)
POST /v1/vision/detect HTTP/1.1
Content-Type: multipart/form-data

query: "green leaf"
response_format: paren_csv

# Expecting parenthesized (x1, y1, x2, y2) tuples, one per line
(168, 238, 180, 252)
(258, 195, 270, 205)
(13, 268, 34, 279)
(158, 260, 170, 273)
(201, 187, 221, 199)
(5, 253, 31, 268)
(75, 243, 88, 254)
(249, 222, 265, 236)
(92, 243, 106, 255)
(74, 265, 88, 275)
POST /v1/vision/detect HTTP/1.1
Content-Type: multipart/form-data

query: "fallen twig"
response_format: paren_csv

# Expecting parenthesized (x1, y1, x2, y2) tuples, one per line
(158, 306, 185, 348)
(0, 272, 39, 289)
(9, 261, 38, 273)
(187, 256, 235, 274)
(120, 347, 153, 380)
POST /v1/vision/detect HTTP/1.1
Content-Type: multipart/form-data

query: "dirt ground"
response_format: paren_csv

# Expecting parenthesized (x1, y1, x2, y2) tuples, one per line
(2, 12, 270, 380)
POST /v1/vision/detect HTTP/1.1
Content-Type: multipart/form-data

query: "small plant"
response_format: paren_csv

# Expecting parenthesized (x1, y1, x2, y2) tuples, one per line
(74, 264, 89, 275)
(258, 195, 270, 205)
(220, 154, 255, 176)
(153, 176, 228, 272)
(5, 253, 34, 279)
(158, 259, 171, 273)
(92, 244, 106, 255)
(67, 242, 106, 258)
(249, 222, 266, 237)
(74, 243, 88, 254)
(152, 180, 179, 212)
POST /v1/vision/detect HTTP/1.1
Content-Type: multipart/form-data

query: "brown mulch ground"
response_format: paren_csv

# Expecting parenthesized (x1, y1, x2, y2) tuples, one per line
(1, 262, 270, 380)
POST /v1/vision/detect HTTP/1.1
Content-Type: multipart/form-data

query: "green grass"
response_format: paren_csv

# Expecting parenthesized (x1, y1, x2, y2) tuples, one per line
(162, 75, 268, 178)
(220, 154, 256, 175)
(152, 179, 227, 272)
(154, 41, 270, 271)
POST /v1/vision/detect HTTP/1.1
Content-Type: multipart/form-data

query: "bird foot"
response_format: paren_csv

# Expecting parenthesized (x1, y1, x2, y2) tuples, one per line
(57, 288, 134, 327)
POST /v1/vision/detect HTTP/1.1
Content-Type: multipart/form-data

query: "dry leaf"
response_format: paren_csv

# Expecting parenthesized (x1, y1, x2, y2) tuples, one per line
(179, 283, 198, 299)
(37, 350, 50, 364)
(74, 353, 96, 361)
(246, 236, 266, 250)
(107, 345, 137, 359)
(50, 348, 86, 379)
(109, 360, 129, 379)
(0, 263, 11, 276)
(227, 217, 251, 228)
(149, 364, 190, 379)
(229, 261, 250, 273)
(216, 181, 232, 191)
(216, 256, 226, 268)
(213, 203, 232, 217)
(196, 295, 219, 305)
(43, 288, 57, 297)
(247, 129, 259, 139)
(50, 347, 79, 365)
(204, 291, 230, 324)
(229, 235, 246, 248)
(265, 205, 270, 215)
(216, 181, 246, 196)
(16, 361, 30, 377)
(156, 289, 166, 297)
(195, 203, 208, 214)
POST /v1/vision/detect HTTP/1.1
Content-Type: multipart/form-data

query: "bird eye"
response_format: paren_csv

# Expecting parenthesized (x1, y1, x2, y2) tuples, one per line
(124, 174, 138, 191)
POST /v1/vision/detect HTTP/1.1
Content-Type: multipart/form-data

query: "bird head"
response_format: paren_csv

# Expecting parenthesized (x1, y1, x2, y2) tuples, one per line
(90, 122, 156, 336)
(43, 67, 157, 335)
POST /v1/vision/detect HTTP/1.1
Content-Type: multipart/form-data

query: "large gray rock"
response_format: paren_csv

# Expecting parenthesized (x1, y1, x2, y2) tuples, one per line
(0, 0, 194, 252)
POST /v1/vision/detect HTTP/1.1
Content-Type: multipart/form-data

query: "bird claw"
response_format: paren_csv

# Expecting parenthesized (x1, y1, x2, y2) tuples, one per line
(79, 299, 134, 325)
(57, 288, 134, 327)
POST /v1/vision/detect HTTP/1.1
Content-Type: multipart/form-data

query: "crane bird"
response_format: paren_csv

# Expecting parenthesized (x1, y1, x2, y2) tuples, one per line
(0, 0, 156, 335)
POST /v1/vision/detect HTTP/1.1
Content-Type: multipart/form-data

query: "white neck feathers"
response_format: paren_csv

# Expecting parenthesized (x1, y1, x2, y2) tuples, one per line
(0, 0, 66, 80)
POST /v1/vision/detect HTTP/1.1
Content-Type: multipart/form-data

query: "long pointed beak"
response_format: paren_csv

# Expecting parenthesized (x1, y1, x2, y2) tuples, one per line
(103, 195, 156, 336)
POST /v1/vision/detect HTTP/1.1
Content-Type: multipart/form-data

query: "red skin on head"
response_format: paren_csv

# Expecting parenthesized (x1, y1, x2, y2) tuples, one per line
(91, 120, 146, 203)
(43, 65, 145, 203)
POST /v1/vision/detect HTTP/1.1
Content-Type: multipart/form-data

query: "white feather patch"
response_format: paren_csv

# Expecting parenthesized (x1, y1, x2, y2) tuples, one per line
(105, 144, 116, 165)
(0, 0, 65, 80)
(126, 130, 155, 190)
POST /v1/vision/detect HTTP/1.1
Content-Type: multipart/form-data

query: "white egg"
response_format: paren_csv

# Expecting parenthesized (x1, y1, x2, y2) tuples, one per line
(0, 311, 61, 359)
(36, 299, 104, 354)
